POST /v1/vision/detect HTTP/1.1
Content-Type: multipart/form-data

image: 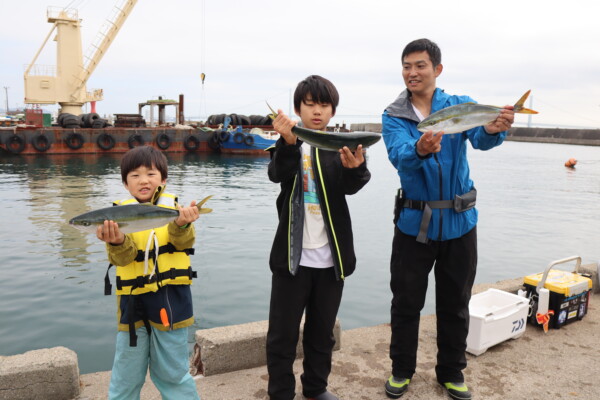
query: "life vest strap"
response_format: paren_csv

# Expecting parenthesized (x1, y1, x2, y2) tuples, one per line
(115, 266, 196, 291)
(133, 244, 194, 263)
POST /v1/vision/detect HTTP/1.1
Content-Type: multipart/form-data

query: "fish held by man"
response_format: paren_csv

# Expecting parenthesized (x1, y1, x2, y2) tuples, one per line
(267, 102, 381, 151)
(69, 195, 213, 234)
(417, 90, 539, 134)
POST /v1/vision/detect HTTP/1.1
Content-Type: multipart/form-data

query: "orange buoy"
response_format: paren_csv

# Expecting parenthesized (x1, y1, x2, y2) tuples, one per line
(564, 158, 577, 168)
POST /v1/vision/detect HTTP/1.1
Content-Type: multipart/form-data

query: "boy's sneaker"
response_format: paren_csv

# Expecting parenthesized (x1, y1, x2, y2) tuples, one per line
(305, 390, 339, 400)
(384, 376, 410, 398)
(441, 382, 472, 400)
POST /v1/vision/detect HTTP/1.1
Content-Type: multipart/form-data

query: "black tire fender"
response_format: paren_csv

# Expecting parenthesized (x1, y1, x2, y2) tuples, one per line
(65, 133, 84, 150)
(156, 133, 171, 150)
(97, 133, 116, 150)
(127, 134, 144, 148)
(7, 134, 26, 154)
(32, 134, 51, 152)
(183, 134, 200, 151)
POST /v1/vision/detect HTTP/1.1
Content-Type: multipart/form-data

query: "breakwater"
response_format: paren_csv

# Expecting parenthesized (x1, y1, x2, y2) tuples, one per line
(350, 124, 600, 146)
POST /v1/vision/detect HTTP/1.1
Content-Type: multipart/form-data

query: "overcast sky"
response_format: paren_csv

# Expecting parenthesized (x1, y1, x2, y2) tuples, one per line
(2, 0, 600, 128)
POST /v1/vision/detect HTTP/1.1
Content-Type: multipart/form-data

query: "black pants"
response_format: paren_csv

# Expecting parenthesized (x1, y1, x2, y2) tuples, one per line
(267, 266, 344, 400)
(389, 227, 477, 383)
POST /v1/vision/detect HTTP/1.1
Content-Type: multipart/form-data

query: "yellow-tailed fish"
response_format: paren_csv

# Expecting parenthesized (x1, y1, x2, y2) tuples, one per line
(417, 90, 538, 134)
(69, 195, 213, 234)
(267, 102, 381, 151)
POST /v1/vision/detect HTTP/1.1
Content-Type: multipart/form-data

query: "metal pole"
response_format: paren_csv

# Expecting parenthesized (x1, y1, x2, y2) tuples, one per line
(3, 86, 8, 113)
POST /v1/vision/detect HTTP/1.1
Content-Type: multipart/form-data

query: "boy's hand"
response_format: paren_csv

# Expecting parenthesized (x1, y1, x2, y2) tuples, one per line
(339, 145, 365, 168)
(97, 220, 125, 245)
(272, 109, 297, 145)
(485, 105, 515, 134)
(175, 200, 200, 227)
(416, 130, 444, 156)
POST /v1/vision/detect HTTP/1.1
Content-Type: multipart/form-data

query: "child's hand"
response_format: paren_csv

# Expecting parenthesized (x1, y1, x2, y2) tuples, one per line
(339, 145, 365, 168)
(175, 201, 200, 227)
(272, 109, 297, 145)
(97, 220, 125, 245)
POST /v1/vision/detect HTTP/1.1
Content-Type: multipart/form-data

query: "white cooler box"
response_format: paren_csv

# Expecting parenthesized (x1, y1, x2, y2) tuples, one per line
(466, 288, 529, 356)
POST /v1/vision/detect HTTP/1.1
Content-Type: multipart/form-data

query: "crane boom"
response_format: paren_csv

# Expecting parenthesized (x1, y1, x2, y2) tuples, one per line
(73, 0, 138, 99)
(24, 1, 138, 115)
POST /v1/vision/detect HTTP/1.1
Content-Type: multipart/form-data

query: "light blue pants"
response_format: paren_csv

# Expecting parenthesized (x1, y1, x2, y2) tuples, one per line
(108, 326, 200, 400)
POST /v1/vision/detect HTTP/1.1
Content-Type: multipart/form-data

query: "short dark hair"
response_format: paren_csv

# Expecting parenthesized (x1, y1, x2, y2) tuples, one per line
(293, 75, 339, 115)
(402, 38, 442, 68)
(120, 145, 168, 183)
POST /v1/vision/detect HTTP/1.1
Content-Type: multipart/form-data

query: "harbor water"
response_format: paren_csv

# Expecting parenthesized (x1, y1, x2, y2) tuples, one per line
(1, 140, 599, 374)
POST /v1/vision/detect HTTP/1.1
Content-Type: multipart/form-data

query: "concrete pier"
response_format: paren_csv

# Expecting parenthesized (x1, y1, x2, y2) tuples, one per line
(1, 264, 599, 400)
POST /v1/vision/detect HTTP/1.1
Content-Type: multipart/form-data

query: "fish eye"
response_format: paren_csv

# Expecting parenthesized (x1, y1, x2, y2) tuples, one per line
(83, 222, 90, 226)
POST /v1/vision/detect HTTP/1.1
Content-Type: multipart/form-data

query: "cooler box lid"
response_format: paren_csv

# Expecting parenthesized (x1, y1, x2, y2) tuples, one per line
(524, 269, 592, 296)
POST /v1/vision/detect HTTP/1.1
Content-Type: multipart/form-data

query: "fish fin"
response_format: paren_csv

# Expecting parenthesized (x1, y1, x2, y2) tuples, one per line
(513, 90, 539, 114)
(195, 195, 214, 213)
(151, 185, 166, 205)
(266, 101, 278, 120)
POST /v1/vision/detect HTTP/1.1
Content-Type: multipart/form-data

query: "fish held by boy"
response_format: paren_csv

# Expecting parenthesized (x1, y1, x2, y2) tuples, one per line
(417, 90, 538, 134)
(69, 195, 213, 234)
(267, 103, 381, 151)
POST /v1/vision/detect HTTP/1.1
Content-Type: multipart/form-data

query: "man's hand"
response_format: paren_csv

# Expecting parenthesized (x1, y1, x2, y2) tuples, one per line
(416, 130, 444, 156)
(485, 105, 515, 134)
(175, 200, 200, 227)
(339, 145, 365, 168)
(272, 109, 298, 145)
(97, 220, 125, 245)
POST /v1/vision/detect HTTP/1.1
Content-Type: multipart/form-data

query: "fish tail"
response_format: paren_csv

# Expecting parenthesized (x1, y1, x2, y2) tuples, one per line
(195, 195, 214, 214)
(266, 101, 278, 120)
(513, 90, 539, 114)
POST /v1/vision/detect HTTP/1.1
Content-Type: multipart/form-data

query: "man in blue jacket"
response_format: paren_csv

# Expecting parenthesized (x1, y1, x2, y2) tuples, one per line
(382, 38, 515, 400)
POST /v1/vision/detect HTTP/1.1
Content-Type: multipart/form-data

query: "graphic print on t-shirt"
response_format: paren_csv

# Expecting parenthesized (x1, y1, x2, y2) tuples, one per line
(303, 150, 320, 216)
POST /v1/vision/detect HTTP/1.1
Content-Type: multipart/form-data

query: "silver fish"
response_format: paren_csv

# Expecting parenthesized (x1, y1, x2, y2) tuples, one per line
(267, 103, 381, 151)
(69, 195, 213, 234)
(417, 90, 538, 134)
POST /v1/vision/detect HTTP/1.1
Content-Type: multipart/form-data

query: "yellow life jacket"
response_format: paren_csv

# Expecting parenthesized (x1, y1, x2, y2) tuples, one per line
(112, 192, 196, 295)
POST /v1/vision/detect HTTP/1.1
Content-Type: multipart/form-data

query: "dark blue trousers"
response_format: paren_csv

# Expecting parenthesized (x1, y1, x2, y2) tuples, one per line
(389, 227, 477, 383)
(266, 266, 344, 400)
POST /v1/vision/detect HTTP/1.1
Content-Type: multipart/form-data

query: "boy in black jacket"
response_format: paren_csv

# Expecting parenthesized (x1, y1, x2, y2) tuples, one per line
(266, 75, 371, 400)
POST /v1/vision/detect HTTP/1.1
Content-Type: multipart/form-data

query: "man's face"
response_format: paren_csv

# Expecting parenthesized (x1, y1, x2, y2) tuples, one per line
(402, 51, 442, 96)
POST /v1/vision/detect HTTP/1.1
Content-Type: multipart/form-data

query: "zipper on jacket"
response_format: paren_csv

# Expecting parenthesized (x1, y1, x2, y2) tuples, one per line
(288, 174, 298, 273)
(434, 154, 443, 241)
(314, 148, 345, 280)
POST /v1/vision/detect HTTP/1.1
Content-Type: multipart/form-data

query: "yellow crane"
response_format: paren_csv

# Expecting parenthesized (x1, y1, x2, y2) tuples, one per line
(24, 0, 138, 115)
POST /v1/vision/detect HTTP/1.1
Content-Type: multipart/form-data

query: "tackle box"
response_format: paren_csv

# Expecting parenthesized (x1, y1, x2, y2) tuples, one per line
(523, 256, 592, 329)
(466, 288, 529, 356)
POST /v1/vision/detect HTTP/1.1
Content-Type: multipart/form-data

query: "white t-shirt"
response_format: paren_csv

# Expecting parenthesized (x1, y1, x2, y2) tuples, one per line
(299, 143, 334, 268)
(412, 104, 425, 122)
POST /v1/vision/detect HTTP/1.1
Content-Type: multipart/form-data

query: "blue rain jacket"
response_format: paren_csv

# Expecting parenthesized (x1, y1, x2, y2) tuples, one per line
(382, 88, 507, 241)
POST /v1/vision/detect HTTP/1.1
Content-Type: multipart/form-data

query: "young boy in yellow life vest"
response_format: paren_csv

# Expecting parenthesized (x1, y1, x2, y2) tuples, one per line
(96, 145, 201, 400)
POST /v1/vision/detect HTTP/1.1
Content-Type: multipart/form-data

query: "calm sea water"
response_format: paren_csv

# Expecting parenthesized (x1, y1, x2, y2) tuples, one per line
(1, 141, 599, 374)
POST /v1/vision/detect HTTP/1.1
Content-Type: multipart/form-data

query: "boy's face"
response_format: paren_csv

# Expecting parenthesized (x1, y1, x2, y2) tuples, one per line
(402, 51, 442, 96)
(123, 164, 166, 203)
(295, 95, 334, 131)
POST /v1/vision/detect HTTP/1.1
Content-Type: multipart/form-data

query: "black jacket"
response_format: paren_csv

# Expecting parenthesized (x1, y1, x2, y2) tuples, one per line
(268, 138, 371, 280)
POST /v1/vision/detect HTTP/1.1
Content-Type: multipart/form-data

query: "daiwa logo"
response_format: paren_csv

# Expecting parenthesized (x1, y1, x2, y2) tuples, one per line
(512, 318, 525, 332)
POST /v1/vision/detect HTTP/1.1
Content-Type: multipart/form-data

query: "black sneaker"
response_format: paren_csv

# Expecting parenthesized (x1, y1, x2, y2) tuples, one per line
(441, 382, 472, 400)
(384, 376, 410, 398)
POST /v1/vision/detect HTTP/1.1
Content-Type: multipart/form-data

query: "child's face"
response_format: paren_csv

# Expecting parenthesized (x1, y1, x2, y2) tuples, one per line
(295, 95, 333, 131)
(123, 164, 166, 203)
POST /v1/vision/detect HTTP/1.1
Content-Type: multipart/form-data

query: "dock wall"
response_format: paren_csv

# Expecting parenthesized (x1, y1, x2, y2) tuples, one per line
(350, 124, 600, 146)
